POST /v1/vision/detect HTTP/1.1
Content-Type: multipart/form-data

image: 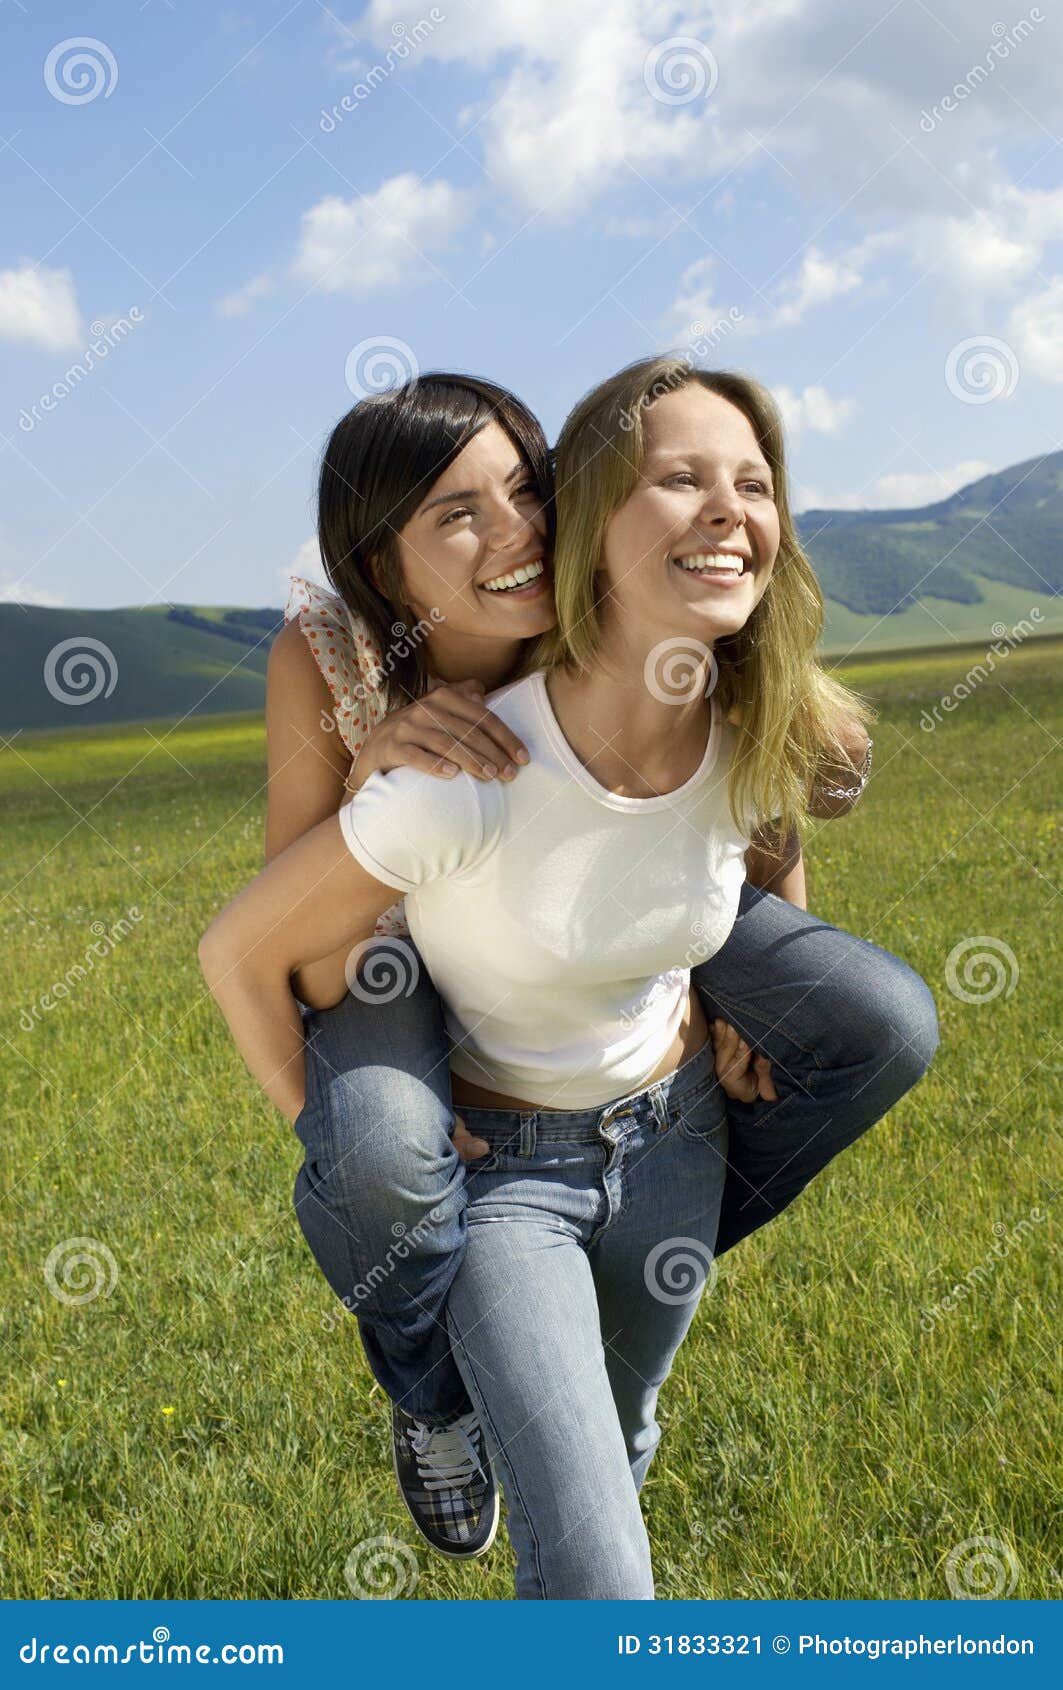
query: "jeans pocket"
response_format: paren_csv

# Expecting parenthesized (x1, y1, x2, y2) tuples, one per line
(670, 1078, 727, 1143)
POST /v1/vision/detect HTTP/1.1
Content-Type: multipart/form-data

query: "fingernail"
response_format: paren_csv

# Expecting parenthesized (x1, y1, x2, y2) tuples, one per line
(502, 763, 517, 779)
(515, 749, 530, 764)
(483, 762, 498, 777)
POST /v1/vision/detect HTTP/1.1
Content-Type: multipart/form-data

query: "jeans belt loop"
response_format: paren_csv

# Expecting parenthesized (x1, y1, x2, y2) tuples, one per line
(518, 1112, 537, 1157)
(650, 1087, 670, 1133)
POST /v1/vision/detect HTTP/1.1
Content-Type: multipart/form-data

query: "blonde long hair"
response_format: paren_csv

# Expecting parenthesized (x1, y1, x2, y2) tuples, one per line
(530, 356, 875, 842)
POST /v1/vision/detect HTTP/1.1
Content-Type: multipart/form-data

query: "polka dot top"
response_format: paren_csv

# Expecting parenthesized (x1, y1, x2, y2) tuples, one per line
(285, 574, 410, 939)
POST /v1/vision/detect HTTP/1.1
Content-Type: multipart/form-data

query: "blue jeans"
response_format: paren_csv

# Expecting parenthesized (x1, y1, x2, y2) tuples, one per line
(292, 883, 939, 1423)
(445, 1035, 727, 1598)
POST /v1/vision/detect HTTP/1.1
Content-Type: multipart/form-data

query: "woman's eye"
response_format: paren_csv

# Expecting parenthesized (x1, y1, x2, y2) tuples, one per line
(440, 506, 473, 526)
(514, 481, 540, 500)
(665, 472, 697, 487)
(742, 480, 772, 496)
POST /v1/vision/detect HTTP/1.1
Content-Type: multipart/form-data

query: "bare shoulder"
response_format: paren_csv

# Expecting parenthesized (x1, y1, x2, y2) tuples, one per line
(267, 617, 331, 705)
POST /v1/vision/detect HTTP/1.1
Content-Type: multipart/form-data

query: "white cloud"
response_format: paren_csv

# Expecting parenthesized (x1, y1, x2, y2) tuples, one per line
(774, 385, 857, 437)
(1009, 276, 1063, 382)
(0, 263, 83, 351)
(801, 459, 992, 512)
(290, 174, 471, 295)
(667, 240, 869, 340)
(277, 537, 329, 605)
(346, 0, 1063, 338)
(771, 245, 863, 328)
(0, 576, 67, 606)
(216, 274, 275, 318)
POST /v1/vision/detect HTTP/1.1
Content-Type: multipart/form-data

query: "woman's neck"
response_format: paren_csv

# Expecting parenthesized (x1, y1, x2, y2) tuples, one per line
(546, 646, 715, 800)
(425, 625, 526, 693)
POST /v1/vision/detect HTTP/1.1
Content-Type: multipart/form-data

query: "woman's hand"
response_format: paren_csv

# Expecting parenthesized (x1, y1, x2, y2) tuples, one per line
(451, 1114, 490, 1163)
(347, 679, 529, 793)
(709, 1018, 778, 1103)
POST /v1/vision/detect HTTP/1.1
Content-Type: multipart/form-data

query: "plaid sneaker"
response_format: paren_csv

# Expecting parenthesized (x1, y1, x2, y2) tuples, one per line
(391, 1404, 499, 1559)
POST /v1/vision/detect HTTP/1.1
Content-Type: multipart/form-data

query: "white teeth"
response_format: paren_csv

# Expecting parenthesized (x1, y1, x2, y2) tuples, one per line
(482, 558, 545, 592)
(673, 552, 745, 575)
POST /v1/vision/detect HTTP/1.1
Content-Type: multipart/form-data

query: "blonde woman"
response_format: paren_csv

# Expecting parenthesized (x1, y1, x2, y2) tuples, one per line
(202, 358, 937, 1595)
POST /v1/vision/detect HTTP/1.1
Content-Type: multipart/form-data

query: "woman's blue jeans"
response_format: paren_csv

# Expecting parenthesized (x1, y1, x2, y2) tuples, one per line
(445, 1035, 728, 1597)
(292, 883, 940, 1427)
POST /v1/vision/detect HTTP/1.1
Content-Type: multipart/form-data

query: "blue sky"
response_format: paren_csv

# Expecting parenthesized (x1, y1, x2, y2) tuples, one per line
(2, 0, 1061, 609)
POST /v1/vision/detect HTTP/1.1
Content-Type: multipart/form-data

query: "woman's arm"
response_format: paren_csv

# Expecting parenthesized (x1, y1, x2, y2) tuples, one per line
(265, 621, 363, 1007)
(745, 823, 806, 907)
(199, 815, 399, 1122)
(808, 717, 873, 819)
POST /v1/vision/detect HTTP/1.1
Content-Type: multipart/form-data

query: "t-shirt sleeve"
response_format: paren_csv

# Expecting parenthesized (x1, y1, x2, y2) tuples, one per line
(337, 766, 497, 893)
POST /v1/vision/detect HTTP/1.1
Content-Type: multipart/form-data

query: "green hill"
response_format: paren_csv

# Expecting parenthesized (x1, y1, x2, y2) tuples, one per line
(798, 449, 1063, 614)
(0, 605, 280, 735)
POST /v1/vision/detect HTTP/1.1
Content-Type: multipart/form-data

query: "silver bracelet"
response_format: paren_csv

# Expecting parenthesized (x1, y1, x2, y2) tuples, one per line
(817, 735, 874, 802)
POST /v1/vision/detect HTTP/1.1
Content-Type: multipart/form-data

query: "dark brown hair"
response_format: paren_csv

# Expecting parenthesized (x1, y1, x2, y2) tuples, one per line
(317, 373, 553, 709)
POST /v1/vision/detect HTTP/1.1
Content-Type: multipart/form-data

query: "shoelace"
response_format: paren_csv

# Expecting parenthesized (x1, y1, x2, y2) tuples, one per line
(407, 1410, 487, 1492)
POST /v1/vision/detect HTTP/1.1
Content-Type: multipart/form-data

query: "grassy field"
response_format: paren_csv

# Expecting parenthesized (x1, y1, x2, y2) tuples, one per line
(1, 637, 1059, 1601)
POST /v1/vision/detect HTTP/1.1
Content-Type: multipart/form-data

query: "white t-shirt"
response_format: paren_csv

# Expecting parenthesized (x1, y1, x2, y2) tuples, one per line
(338, 669, 751, 1110)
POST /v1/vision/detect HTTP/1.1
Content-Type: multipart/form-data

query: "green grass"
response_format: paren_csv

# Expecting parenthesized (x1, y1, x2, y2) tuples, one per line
(1, 640, 1059, 1600)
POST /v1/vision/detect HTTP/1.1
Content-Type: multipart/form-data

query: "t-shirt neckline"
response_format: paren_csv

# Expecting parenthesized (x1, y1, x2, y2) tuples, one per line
(529, 669, 722, 813)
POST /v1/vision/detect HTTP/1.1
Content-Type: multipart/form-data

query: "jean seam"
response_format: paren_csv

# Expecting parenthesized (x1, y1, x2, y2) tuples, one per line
(445, 1307, 549, 1599)
(698, 983, 827, 1072)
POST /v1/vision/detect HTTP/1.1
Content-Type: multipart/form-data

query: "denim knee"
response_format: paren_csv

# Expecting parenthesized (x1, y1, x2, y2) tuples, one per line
(314, 1070, 462, 1224)
(850, 951, 940, 1085)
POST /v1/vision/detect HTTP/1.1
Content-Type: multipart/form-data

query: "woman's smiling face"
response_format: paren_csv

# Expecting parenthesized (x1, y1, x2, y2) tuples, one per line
(600, 382, 781, 648)
(396, 420, 555, 640)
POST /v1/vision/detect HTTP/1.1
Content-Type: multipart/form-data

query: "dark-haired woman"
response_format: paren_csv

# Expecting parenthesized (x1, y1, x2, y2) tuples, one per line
(261, 371, 877, 1563)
